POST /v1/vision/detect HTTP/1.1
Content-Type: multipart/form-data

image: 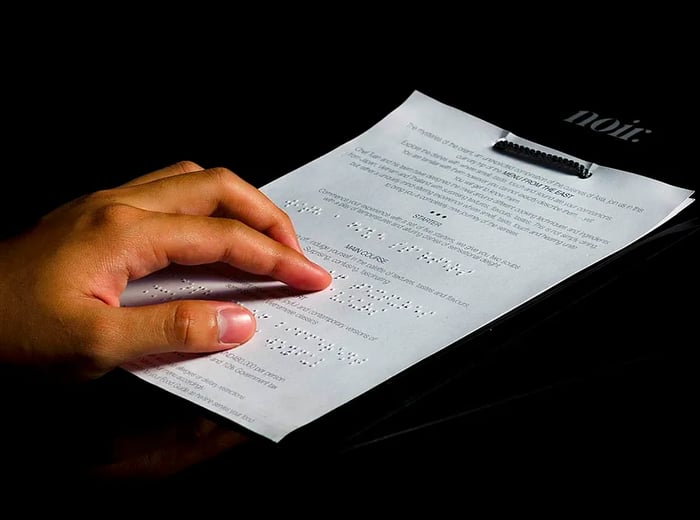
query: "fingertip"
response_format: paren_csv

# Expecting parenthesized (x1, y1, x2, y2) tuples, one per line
(290, 236, 304, 254)
(315, 262, 333, 288)
(268, 228, 304, 254)
(278, 235, 304, 254)
(301, 260, 333, 291)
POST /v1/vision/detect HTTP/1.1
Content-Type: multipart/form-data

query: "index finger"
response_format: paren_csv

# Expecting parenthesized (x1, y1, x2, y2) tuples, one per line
(118, 161, 205, 187)
(122, 210, 331, 291)
(115, 168, 303, 252)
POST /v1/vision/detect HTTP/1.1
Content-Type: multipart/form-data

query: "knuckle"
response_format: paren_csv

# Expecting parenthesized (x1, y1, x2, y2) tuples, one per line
(85, 201, 143, 231)
(78, 188, 121, 210)
(206, 166, 235, 185)
(256, 246, 287, 277)
(168, 302, 214, 348)
(268, 254, 289, 279)
(174, 160, 203, 173)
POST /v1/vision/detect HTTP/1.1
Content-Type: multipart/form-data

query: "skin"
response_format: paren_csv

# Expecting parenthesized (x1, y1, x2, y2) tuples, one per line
(0, 161, 333, 478)
(0, 160, 331, 379)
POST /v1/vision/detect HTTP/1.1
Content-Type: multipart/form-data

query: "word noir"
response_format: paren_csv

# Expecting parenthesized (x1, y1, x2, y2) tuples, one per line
(564, 110, 651, 142)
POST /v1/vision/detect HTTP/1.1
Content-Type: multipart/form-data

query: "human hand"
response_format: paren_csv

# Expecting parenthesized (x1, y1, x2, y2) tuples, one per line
(0, 161, 331, 380)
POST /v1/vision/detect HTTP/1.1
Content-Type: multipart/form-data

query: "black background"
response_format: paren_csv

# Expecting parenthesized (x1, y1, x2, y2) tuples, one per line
(2, 14, 697, 494)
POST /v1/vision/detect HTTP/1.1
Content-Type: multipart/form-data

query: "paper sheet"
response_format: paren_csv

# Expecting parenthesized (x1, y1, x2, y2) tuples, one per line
(121, 91, 694, 442)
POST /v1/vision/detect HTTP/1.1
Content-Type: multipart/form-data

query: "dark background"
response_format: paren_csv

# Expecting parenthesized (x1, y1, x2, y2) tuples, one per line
(2, 17, 696, 493)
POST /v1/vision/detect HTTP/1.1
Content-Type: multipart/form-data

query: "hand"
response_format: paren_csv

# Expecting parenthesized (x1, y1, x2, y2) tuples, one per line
(0, 161, 331, 380)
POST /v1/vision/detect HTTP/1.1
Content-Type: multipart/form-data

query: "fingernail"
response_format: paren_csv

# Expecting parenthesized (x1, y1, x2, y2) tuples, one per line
(217, 306, 255, 345)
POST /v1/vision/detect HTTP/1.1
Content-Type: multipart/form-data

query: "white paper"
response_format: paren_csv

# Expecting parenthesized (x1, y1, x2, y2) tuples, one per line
(121, 91, 694, 442)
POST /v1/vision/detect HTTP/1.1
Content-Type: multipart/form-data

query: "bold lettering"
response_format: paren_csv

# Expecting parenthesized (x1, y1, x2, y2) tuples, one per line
(608, 119, 640, 137)
(590, 118, 620, 132)
(564, 110, 599, 127)
(618, 127, 652, 142)
(565, 112, 651, 143)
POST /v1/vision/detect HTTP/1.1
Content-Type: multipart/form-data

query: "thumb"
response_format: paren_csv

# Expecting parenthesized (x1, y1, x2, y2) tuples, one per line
(109, 301, 256, 364)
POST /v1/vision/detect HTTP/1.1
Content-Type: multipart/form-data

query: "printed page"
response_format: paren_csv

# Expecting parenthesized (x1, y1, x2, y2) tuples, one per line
(121, 91, 694, 442)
